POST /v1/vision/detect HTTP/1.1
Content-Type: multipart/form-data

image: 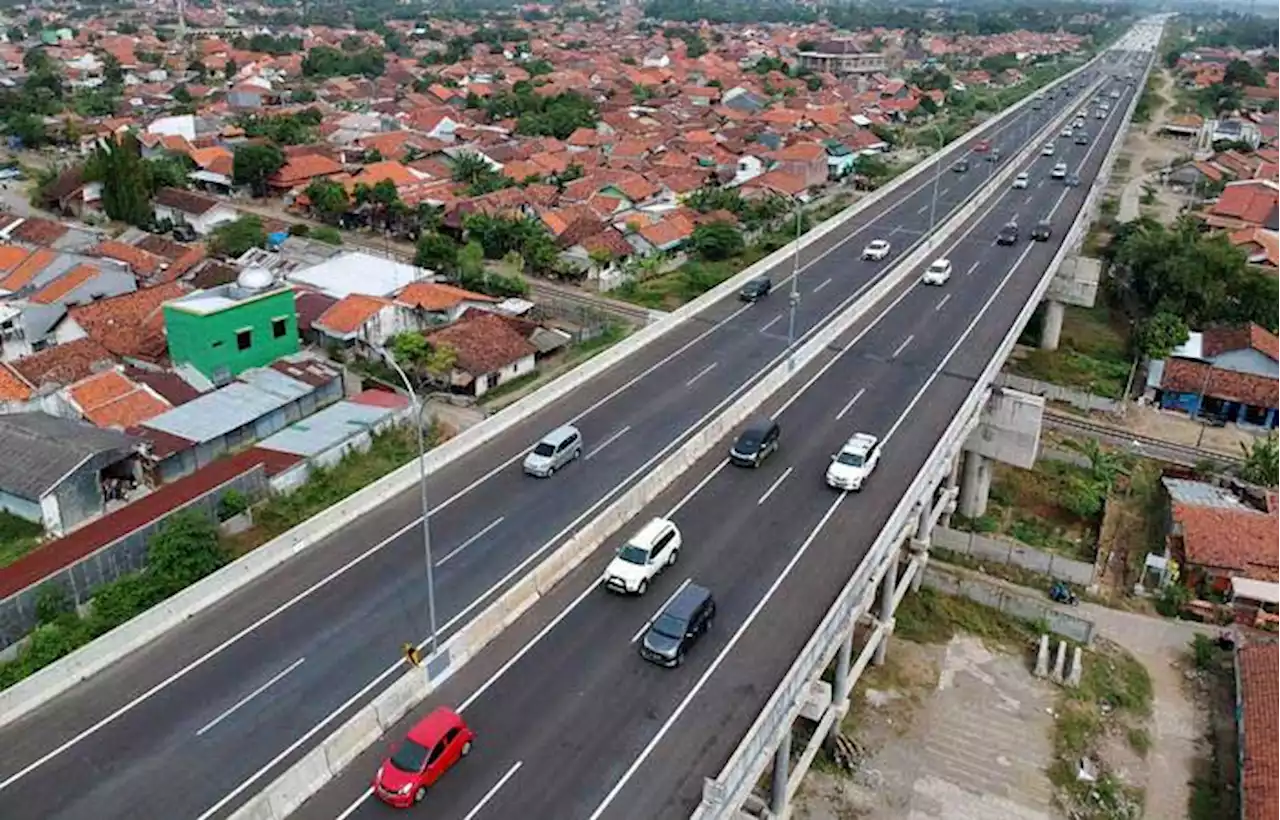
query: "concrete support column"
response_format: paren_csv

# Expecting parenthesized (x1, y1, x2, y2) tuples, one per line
(910, 503, 931, 593)
(873, 554, 897, 667)
(832, 628, 853, 704)
(1040, 299, 1065, 351)
(957, 450, 992, 519)
(770, 728, 792, 816)
(939, 452, 961, 530)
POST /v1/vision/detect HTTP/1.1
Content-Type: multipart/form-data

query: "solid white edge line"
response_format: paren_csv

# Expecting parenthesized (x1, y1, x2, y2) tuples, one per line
(585, 493, 849, 820)
(631, 579, 693, 644)
(460, 761, 523, 820)
(835, 388, 867, 422)
(684, 362, 718, 387)
(332, 788, 374, 820)
(437, 517, 507, 568)
(196, 657, 306, 738)
(756, 467, 794, 507)
(584, 426, 631, 462)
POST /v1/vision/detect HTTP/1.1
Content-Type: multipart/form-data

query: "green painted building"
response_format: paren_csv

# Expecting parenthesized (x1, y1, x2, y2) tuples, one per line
(164, 268, 299, 383)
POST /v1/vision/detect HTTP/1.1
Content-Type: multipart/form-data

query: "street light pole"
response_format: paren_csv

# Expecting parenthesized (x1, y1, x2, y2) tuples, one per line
(378, 348, 439, 660)
(926, 125, 944, 246)
(786, 206, 801, 371)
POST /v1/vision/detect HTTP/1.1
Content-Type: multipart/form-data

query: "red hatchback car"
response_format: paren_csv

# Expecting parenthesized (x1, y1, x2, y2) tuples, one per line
(373, 707, 475, 808)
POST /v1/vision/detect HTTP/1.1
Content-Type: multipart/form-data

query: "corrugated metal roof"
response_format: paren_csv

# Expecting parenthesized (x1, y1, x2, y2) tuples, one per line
(1163, 477, 1251, 510)
(142, 371, 311, 444)
(256, 401, 394, 457)
(0, 412, 136, 499)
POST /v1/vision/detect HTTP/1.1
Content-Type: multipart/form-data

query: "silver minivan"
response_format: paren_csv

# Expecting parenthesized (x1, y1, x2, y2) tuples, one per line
(522, 424, 583, 477)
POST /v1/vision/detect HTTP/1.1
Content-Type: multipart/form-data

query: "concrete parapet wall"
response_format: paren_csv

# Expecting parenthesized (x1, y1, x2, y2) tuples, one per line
(995, 372, 1123, 414)
(921, 562, 1096, 644)
(932, 526, 1096, 586)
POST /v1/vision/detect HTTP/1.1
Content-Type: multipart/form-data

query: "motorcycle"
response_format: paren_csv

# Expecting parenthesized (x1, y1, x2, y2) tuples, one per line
(1049, 580, 1079, 606)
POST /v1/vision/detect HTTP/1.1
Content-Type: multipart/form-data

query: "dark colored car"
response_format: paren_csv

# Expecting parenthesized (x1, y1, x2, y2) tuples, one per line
(639, 583, 715, 668)
(985, 148, 1001, 162)
(729, 418, 780, 468)
(1064, 173, 1081, 187)
(1031, 220, 1053, 241)
(739, 276, 772, 302)
(952, 158, 970, 173)
(996, 222, 1019, 246)
(373, 707, 474, 807)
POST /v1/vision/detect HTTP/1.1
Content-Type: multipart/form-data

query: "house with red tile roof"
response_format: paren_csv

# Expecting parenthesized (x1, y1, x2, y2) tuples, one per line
(770, 141, 831, 189)
(312, 294, 412, 349)
(1201, 179, 1280, 232)
(65, 282, 189, 363)
(1236, 642, 1278, 820)
(1162, 477, 1278, 592)
(64, 368, 172, 430)
(268, 153, 344, 192)
(1150, 324, 1278, 429)
(9, 337, 117, 391)
(425, 310, 537, 398)
(395, 282, 497, 325)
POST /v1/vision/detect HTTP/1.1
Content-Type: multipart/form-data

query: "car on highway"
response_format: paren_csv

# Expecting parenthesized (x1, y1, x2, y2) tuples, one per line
(729, 417, 780, 468)
(603, 517, 681, 595)
(1074, 117, 1086, 129)
(1094, 109, 1106, 119)
(639, 582, 715, 668)
(862, 239, 892, 260)
(973, 139, 990, 153)
(522, 424, 582, 477)
(1051, 162, 1068, 179)
(1031, 219, 1053, 241)
(825, 432, 881, 491)
(1041, 143, 1056, 157)
(1060, 126, 1074, 138)
(985, 148, 1001, 163)
(1075, 132, 1090, 145)
(996, 221, 1020, 246)
(1110, 89, 1122, 99)
(952, 158, 970, 173)
(1013, 172, 1030, 189)
(921, 258, 953, 286)
(373, 707, 474, 808)
(1065, 173, 1082, 187)
(739, 276, 772, 302)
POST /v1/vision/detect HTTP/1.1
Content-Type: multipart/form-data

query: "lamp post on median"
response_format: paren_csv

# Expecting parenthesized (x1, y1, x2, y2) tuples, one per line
(926, 124, 946, 249)
(376, 346, 440, 662)
(786, 206, 802, 371)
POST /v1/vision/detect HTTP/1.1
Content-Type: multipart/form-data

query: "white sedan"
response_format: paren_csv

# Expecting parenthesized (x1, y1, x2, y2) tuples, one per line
(826, 433, 881, 491)
(922, 258, 953, 285)
(862, 239, 892, 261)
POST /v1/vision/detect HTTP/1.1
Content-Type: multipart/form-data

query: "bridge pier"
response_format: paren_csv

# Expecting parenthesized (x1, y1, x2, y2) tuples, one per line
(909, 502, 932, 593)
(1039, 299, 1065, 350)
(957, 449, 991, 519)
(770, 728, 791, 816)
(872, 549, 897, 667)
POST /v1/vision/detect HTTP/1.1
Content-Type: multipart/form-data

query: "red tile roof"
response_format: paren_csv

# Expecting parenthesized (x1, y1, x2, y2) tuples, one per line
(1209, 180, 1280, 228)
(1238, 642, 1279, 820)
(0, 243, 31, 274)
(313, 294, 392, 336)
(1172, 493, 1279, 582)
(1161, 357, 1278, 410)
(90, 239, 163, 277)
(67, 369, 171, 430)
(0, 363, 33, 402)
(426, 310, 537, 377)
(1202, 324, 1279, 362)
(270, 153, 344, 187)
(10, 338, 117, 389)
(396, 282, 495, 311)
(69, 282, 188, 361)
(0, 248, 57, 293)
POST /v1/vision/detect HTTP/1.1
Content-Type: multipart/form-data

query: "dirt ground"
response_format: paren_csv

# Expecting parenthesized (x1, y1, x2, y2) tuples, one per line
(795, 615, 1213, 820)
(1108, 68, 1196, 225)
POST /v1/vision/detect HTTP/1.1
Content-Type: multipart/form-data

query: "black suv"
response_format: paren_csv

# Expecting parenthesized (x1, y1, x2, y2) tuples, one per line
(1031, 220, 1052, 241)
(996, 222, 1019, 245)
(952, 158, 970, 173)
(729, 418, 780, 468)
(639, 583, 715, 668)
(739, 276, 772, 302)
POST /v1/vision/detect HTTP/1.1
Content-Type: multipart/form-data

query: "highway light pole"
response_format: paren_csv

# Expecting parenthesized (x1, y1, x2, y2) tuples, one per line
(376, 347, 440, 662)
(787, 206, 802, 372)
(926, 124, 945, 248)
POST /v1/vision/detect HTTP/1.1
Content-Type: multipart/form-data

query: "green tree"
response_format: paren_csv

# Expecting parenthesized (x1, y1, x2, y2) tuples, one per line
(1223, 59, 1264, 88)
(6, 112, 48, 147)
(390, 331, 430, 366)
(311, 225, 343, 245)
(171, 84, 192, 104)
(146, 511, 227, 588)
(304, 178, 350, 224)
(224, 58, 237, 79)
(233, 143, 286, 197)
(146, 154, 192, 193)
(89, 134, 154, 226)
(423, 344, 457, 383)
(415, 231, 459, 272)
(209, 215, 268, 258)
(691, 221, 745, 260)
(1134, 312, 1189, 359)
(1238, 433, 1278, 488)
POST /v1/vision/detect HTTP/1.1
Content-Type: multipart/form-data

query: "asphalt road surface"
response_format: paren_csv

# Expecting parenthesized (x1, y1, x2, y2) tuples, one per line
(292, 50, 1149, 820)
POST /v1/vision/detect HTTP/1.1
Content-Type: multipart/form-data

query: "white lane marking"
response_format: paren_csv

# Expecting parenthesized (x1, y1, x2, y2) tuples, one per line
(935, 293, 952, 312)
(585, 493, 849, 820)
(891, 334, 915, 360)
(685, 362, 717, 387)
(966, 261, 980, 276)
(756, 467, 794, 507)
(196, 657, 306, 738)
(939, 187, 950, 198)
(0, 93, 1062, 797)
(760, 315, 782, 333)
(461, 761, 523, 820)
(835, 388, 867, 421)
(333, 788, 374, 820)
(584, 426, 630, 461)
(916, 204, 929, 215)
(667, 460, 730, 518)
(813, 278, 831, 294)
(631, 579, 692, 644)
(437, 517, 506, 568)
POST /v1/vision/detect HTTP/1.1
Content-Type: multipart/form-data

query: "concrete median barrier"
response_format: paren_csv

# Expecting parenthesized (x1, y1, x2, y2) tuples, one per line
(323, 709, 383, 775)
(224, 76, 1109, 820)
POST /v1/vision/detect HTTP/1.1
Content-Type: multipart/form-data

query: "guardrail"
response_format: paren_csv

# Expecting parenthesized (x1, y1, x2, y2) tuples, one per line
(225, 78, 1092, 819)
(0, 49, 1100, 732)
(692, 44, 1154, 818)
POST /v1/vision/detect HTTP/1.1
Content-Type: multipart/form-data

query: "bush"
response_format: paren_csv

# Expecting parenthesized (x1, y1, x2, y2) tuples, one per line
(1155, 583, 1191, 617)
(311, 225, 343, 245)
(216, 489, 250, 522)
(288, 222, 310, 236)
(34, 583, 73, 625)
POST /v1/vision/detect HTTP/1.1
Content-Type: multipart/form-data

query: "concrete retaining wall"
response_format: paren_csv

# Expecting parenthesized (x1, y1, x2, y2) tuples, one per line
(996, 372, 1122, 413)
(921, 562, 1096, 644)
(932, 526, 1096, 586)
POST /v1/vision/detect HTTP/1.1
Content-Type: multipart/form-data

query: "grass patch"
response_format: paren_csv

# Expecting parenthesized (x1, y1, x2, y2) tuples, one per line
(0, 511, 44, 570)
(478, 324, 629, 410)
(893, 587, 1040, 650)
(1049, 639, 1152, 819)
(1126, 726, 1151, 757)
(614, 250, 764, 310)
(932, 546, 1059, 592)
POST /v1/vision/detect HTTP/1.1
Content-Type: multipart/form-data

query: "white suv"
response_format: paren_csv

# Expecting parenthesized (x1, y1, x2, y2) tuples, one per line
(826, 433, 881, 491)
(602, 517, 681, 595)
(862, 239, 891, 261)
(922, 258, 952, 285)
